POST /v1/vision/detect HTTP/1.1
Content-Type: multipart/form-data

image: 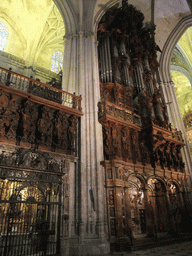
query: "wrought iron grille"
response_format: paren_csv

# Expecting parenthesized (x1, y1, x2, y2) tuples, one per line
(0, 167, 62, 256)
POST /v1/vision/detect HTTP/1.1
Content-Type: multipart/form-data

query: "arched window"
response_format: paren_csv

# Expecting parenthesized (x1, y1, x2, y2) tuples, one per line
(51, 50, 63, 73)
(0, 21, 8, 51)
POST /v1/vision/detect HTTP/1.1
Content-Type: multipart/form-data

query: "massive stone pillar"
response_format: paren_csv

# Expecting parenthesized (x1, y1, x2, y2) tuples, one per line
(62, 30, 109, 255)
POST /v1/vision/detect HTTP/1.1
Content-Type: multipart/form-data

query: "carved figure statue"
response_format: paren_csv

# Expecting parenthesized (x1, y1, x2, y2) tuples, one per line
(103, 125, 112, 159)
(122, 126, 130, 160)
(68, 115, 78, 152)
(37, 106, 54, 148)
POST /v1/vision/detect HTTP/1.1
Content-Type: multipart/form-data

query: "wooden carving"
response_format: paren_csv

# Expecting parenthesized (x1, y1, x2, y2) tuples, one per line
(68, 115, 78, 152)
(121, 126, 131, 161)
(103, 123, 113, 159)
(140, 139, 150, 165)
(22, 100, 39, 146)
(0, 93, 20, 142)
(124, 87, 133, 110)
(131, 130, 140, 163)
(112, 123, 121, 158)
(57, 112, 69, 151)
(37, 106, 54, 148)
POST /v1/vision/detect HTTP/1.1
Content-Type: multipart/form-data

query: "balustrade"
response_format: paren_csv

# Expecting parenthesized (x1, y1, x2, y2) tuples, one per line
(0, 67, 82, 111)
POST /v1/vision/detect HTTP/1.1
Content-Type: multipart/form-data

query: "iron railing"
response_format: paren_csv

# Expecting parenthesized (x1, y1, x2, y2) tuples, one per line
(0, 67, 82, 111)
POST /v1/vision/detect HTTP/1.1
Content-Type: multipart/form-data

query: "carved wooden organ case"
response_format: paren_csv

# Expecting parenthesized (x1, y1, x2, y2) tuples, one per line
(97, 2, 186, 240)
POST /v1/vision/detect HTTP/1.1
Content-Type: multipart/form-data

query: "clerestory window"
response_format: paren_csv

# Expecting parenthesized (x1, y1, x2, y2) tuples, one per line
(0, 21, 8, 51)
(51, 50, 63, 73)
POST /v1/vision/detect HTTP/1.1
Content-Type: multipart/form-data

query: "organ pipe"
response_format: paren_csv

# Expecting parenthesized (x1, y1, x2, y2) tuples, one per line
(143, 57, 154, 96)
(107, 37, 113, 82)
(99, 43, 104, 83)
(104, 39, 110, 82)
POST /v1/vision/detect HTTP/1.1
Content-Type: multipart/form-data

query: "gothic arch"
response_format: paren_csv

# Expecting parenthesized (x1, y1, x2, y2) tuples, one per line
(147, 175, 167, 191)
(53, 0, 77, 35)
(167, 178, 181, 192)
(159, 14, 192, 176)
(93, 0, 121, 33)
(0, 13, 27, 54)
(128, 173, 146, 189)
(159, 15, 192, 83)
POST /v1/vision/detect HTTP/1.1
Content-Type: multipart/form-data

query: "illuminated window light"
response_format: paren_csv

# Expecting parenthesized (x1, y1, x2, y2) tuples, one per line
(0, 21, 8, 51)
(51, 50, 63, 73)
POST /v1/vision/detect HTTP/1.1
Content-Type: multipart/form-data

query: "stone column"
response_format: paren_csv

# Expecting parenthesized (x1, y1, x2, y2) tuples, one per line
(63, 34, 78, 94)
(77, 31, 109, 253)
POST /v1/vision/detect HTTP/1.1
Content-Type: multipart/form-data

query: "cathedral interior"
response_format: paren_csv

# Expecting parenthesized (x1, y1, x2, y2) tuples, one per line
(0, 0, 192, 255)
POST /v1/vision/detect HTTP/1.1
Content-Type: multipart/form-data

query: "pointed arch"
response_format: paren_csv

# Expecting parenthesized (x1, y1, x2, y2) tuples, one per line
(159, 15, 192, 83)
(53, 0, 78, 34)
(93, 0, 121, 34)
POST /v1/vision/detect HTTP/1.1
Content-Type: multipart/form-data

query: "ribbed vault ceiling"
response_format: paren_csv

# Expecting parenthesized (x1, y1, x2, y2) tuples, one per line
(0, 0, 65, 70)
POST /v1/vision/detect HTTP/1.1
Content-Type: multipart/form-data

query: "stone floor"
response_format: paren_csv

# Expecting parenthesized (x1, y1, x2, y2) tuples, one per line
(110, 241, 192, 256)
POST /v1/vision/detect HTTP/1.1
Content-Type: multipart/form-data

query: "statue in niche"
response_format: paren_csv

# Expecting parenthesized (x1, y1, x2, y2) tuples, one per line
(124, 87, 133, 109)
(171, 144, 178, 171)
(57, 112, 68, 151)
(1, 95, 20, 141)
(159, 146, 166, 170)
(131, 130, 139, 163)
(122, 126, 130, 161)
(0, 90, 9, 117)
(177, 146, 185, 171)
(155, 148, 161, 167)
(164, 142, 172, 169)
(37, 106, 54, 148)
(22, 100, 38, 145)
(103, 125, 112, 159)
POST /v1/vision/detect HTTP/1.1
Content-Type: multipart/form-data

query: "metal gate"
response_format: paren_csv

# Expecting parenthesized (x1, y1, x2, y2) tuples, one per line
(0, 167, 62, 256)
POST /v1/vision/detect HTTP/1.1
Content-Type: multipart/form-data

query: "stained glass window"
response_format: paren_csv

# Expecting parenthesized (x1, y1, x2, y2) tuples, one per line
(0, 21, 8, 51)
(51, 50, 63, 73)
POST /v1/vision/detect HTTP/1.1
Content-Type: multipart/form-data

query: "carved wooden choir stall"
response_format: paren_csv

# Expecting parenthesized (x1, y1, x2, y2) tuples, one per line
(97, 1, 189, 246)
(0, 67, 83, 256)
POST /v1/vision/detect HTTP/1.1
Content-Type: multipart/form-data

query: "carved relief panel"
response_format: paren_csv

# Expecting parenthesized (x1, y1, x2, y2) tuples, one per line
(0, 88, 79, 155)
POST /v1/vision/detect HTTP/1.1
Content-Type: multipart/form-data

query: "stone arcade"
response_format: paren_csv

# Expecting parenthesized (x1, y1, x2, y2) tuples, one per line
(0, 1, 192, 256)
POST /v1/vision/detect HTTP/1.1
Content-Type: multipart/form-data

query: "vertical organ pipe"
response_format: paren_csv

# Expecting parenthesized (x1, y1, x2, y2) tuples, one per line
(102, 42, 106, 83)
(107, 37, 113, 82)
(135, 65, 145, 93)
(144, 57, 154, 96)
(104, 39, 110, 82)
(124, 64, 128, 86)
(99, 43, 104, 83)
